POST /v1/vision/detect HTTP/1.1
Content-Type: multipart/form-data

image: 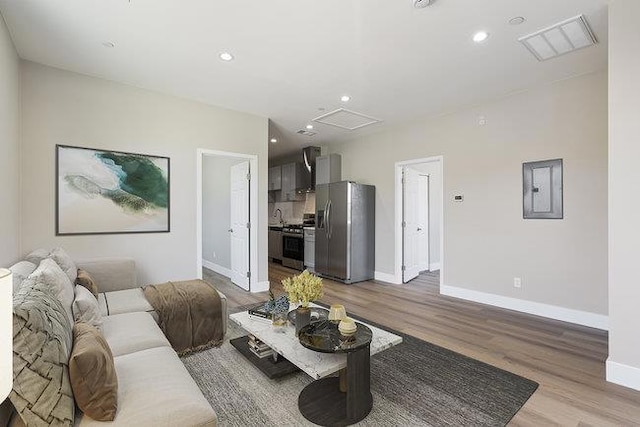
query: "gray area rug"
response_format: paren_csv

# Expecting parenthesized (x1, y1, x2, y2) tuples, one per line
(182, 307, 538, 427)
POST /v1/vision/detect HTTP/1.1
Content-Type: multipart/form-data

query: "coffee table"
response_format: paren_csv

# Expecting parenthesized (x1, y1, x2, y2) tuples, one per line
(229, 303, 402, 425)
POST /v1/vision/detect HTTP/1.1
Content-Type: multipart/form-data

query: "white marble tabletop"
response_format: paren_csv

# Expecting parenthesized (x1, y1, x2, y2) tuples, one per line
(229, 303, 403, 379)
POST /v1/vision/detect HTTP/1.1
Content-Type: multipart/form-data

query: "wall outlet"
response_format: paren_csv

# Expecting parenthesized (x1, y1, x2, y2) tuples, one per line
(212, 251, 217, 259)
(513, 277, 522, 288)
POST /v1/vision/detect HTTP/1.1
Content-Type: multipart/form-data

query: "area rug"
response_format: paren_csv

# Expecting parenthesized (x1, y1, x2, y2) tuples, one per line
(181, 307, 538, 426)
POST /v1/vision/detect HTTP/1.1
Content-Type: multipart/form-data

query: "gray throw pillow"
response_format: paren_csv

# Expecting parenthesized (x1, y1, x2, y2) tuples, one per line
(24, 248, 49, 265)
(50, 247, 78, 284)
(8, 261, 37, 294)
(72, 285, 103, 330)
(27, 258, 75, 328)
(11, 279, 75, 426)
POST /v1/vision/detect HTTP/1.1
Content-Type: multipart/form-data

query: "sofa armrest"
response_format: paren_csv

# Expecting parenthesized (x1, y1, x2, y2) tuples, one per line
(76, 258, 137, 293)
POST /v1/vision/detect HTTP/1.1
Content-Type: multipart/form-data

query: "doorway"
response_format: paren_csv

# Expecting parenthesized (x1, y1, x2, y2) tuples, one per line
(196, 149, 259, 291)
(395, 156, 443, 286)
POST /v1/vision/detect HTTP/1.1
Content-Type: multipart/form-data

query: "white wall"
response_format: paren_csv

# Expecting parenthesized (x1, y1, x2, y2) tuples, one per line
(607, 0, 640, 390)
(202, 155, 245, 271)
(408, 161, 441, 269)
(0, 13, 20, 267)
(330, 71, 608, 316)
(20, 61, 269, 285)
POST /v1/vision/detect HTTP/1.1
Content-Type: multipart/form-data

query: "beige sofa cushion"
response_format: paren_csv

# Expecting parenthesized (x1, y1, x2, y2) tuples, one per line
(69, 323, 118, 422)
(11, 279, 74, 427)
(101, 312, 170, 357)
(75, 258, 136, 293)
(100, 288, 155, 317)
(27, 258, 75, 327)
(72, 285, 103, 330)
(75, 347, 217, 427)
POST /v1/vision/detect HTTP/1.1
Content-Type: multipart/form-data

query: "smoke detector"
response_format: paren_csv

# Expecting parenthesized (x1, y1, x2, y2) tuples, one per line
(413, 0, 433, 9)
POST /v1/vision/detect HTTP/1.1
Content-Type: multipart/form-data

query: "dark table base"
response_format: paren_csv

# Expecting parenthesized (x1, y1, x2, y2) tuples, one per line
(230, 336, 300, 379)
(298, 345, 372, 426)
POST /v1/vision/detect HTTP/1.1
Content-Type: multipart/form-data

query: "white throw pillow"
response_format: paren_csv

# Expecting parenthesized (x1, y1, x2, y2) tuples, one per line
(24, 248, 49, 265)
(72, 285, 103, 330)
(27, 258, 75, 327)
(50, 247, 78, 283)
(9, 260, 37, 293)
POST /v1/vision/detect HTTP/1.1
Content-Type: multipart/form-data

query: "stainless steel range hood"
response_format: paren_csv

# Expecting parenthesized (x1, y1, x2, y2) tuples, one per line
(300, 146, 321, 192)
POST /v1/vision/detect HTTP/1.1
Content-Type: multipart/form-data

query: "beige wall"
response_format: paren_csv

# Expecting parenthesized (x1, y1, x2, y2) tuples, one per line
(20, 61, 269, 285)
(330, 71, 608, 315)
(0, 14, 20, 267)
(608, 0, 640, 386)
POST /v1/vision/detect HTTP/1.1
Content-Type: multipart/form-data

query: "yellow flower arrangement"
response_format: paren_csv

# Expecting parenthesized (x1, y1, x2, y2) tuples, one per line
(282, 270, 324, 308)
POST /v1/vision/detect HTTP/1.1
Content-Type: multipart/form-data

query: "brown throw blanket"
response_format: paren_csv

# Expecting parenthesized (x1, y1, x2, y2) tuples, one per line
(143, 279, 224, 356)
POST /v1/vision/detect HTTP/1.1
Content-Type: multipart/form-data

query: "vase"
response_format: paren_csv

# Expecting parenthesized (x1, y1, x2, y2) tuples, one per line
(295, 306, 311, 336)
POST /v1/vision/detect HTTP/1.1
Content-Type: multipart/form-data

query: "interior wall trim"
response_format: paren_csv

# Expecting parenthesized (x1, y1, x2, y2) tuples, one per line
(606, 359, 640, 391)
(441, 284, 608, 330)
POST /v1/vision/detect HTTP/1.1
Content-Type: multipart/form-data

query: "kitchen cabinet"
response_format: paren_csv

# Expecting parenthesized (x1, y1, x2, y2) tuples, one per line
(316, 154, 342, 185)
(281, 162, 307, 201)
(268, 165, 282, 191)
(268, 228, 282, 261)
(304, 228, 315, 272)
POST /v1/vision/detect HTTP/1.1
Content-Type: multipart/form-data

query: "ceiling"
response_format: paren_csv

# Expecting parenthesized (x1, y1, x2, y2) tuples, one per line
(0, 0, 609, 158)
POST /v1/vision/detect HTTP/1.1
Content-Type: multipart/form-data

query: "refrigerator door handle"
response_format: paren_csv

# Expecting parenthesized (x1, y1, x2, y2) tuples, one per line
(327, 200, 332, 239)
(323, 200, 329, 238)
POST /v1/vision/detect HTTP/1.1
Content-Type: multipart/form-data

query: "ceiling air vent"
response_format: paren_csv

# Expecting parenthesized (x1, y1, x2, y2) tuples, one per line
(518, 15, 597, 61)
(297, 129, 317, 136)
(313, 108, 381, 131)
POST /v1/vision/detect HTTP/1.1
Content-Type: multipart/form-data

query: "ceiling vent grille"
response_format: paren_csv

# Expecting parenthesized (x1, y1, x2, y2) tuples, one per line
(313, 108, 381, 131)
(297, 129, 317, 136)
(518, 15, 597, 61)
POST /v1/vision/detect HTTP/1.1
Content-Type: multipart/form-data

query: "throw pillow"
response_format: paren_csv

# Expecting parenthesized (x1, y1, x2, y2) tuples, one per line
(72, 285, 103, 330)
(50, 247, 78, 283)
(11, 279, 75, 426)
(76, 269, 98, 297)
(27, 258, 75, 327)
(69, 322, 118, 421)
(24, 248, 49, 265)
(8, 260, 37, 293)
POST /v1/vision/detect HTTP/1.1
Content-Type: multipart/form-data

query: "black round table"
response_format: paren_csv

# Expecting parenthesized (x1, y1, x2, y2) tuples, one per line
(297, 320, 373, 426)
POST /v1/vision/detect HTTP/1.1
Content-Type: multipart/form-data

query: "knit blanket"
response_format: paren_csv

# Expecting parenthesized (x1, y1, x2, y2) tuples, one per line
(143, 279, 224, 356)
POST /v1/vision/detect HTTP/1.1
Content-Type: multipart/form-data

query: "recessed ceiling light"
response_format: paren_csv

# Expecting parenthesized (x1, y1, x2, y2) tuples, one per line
(102, 41, 116, 48)
(270, 138, 277, 143)
(340, 95, 351, 102)
(219, 52, 234, 61)
(472, 31, 489, 43)
(306, 124, 314, 130)
(509, 17, 526, 25)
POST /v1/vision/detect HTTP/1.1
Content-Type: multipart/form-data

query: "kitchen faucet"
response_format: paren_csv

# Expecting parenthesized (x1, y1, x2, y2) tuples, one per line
(274, 208, 284, 225)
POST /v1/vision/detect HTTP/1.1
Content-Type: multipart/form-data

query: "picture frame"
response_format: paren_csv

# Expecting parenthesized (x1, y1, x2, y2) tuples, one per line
(522, 158, 563, 219)
(56, 144, 170, 235)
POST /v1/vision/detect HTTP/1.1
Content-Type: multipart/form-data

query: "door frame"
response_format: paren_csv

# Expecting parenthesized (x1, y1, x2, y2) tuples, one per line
(196, 148, 259, 292)
(394, 156, 444, 287)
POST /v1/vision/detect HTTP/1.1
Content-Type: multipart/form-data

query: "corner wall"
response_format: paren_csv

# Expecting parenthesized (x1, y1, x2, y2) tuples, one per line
(0, 13, 20, 267)
(607, 0, 640, 391)
(330, 71, 608, 319)
(20, 61, 269, 285)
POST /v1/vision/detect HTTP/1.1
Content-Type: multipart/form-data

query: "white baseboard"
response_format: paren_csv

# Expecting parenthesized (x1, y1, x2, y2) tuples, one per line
(374, 271, 401, 284)
(252, 280, 270, 293)
(429, 262, 440, 271)
(440, 285, 608, 331)
(202, 259, 232, 279)
(607, 359, 640, 391)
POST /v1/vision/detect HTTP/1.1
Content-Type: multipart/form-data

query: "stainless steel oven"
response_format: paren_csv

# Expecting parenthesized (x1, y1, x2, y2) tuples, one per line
(282, 226, 304, 270)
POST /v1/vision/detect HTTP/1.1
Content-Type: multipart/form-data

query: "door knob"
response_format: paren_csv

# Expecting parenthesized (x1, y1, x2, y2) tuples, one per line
(417, 227, 422, 232)
(228, 229, 233, 233)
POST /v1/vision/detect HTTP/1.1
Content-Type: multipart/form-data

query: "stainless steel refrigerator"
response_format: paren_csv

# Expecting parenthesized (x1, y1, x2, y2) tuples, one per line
(315, 181, 375, 284)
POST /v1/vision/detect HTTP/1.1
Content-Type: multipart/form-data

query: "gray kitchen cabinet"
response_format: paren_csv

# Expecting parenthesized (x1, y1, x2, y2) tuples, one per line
(268, 228, 282, 261)
(316, 154, 342, 185)
(281, 162, 306, 201)
(304, 227, 315, 272)
(268, 165, 282, 191)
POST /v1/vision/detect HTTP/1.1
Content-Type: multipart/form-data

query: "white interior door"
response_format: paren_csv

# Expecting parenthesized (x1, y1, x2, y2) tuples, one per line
(230, 161, 250, 290)
(418, 174, 430, 272)
(403, 167, 421, 283)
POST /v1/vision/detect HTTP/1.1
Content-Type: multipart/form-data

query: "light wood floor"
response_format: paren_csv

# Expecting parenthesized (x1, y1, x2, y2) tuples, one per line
(205, 263, 640, 426)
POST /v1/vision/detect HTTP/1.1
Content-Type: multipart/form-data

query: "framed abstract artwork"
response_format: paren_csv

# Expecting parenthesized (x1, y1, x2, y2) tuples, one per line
(56, 145, 170, 235)
(522, 158, 563, 219)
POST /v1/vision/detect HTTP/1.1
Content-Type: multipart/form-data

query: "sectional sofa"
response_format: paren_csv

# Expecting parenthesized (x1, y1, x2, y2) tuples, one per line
(4, 249, 226, 427)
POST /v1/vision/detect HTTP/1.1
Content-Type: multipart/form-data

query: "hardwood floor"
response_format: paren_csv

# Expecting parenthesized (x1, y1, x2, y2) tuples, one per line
(206, 263, 640, 426)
